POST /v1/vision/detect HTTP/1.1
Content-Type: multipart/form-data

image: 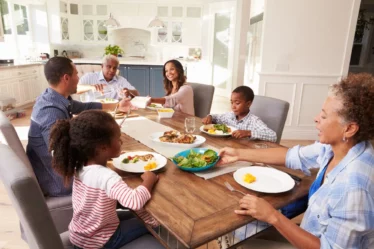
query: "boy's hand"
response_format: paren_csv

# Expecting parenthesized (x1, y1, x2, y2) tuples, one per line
(202, 115, 212, 124)
(232, 130, 251, 139)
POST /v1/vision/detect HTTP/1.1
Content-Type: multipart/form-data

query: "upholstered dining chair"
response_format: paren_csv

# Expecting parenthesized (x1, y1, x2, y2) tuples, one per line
(0, 144, 165, 249)
(250, 95, 290, 144)
(188, 82, 215, 118)
(0, 111, 73, 234)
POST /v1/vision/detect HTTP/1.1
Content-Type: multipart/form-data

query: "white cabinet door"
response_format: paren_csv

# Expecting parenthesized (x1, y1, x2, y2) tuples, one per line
(182, 19, 202, 46)
(69, 15, 81, 42)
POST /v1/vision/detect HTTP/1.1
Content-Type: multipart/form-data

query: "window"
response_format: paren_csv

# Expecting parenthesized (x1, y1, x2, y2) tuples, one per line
(14, 4, 28, 35)
(0, 0, 11, 34)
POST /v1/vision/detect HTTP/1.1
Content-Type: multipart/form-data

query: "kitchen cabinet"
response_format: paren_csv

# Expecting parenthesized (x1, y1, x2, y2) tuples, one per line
(0, 64, 46, 107)
(155, 5, 202, 46)
(125, 66, 150, 96)
(150, 66, 164, 97)
(118, 65, 164, 97)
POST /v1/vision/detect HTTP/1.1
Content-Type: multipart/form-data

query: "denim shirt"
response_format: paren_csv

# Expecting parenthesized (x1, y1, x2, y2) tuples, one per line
(26, 88, 102, 196)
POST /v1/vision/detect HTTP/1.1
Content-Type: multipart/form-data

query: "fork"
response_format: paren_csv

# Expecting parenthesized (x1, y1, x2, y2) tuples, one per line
(224, 181, 246, 196)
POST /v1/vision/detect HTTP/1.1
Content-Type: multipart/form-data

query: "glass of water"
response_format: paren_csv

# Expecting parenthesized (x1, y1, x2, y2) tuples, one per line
(185, 118, 196, 134)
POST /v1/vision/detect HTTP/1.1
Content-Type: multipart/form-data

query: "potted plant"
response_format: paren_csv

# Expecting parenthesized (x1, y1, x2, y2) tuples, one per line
(104, 45, 124, 56)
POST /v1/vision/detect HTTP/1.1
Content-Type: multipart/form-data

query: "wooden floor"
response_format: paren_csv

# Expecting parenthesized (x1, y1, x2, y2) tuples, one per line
(0, 102, 315, 249)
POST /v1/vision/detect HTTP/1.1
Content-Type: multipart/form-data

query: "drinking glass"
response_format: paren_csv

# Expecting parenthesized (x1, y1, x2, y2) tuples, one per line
(185, 118, 196, 134)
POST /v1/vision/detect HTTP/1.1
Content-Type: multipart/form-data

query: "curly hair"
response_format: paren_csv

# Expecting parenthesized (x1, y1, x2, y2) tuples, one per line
(49, 110, 118, 185)
(329, 73, 374, 142)
(163, 60, 186, 96)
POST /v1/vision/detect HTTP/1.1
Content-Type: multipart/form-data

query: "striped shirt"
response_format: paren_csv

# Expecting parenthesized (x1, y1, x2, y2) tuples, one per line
(79, 71, 135, 99)
(286, 141, 374, 248)
(69, 165, 153, 249)
(26, 88, 102, 197)
(210, 112, 277, 142)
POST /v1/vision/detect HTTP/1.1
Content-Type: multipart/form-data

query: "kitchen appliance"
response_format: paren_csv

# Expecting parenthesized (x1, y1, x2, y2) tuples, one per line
(54, 49, 58, 57)
(0, 59, 14, 65)
(61, 50, 68, 57)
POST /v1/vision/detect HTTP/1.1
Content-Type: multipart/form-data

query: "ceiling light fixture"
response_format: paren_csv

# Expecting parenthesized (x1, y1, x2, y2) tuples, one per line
(104, 13, 120, 27)
(148, 16, 165, 28)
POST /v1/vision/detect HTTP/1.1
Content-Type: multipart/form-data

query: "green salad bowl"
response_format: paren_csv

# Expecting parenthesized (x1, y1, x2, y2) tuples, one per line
(172, 148, 220, 172)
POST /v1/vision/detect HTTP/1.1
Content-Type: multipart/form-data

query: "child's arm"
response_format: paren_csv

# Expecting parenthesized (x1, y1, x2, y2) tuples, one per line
(249, 117, 277, 142)
(210, 113, 229, 124)
(232, 130, 251, 139)
(109, 171, 158, 211)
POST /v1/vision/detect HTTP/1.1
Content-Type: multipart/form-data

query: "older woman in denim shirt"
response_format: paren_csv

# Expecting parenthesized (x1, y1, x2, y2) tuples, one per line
(218, 73, 374, 249)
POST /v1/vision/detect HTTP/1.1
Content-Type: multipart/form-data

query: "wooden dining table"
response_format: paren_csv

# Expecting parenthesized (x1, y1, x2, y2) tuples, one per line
(109, 108, 314, 249)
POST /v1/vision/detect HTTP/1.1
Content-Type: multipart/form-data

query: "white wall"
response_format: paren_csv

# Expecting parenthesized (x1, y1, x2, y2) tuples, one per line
(256, 0, 360, 140)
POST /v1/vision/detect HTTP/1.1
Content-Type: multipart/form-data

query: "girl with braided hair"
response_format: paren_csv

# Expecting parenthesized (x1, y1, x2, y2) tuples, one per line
(49, 110, 160, 249)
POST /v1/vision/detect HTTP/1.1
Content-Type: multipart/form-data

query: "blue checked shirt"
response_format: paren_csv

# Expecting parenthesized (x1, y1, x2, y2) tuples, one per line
(26, 88, 102, 197)
(286, 141, 374, 249)
(79, 71, 135, 99)
(210, 112, 277, 142)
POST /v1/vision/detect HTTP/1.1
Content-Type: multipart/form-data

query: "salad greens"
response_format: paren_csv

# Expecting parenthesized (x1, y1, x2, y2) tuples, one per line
(173, 149, 218, 168)
(213, 124, 229, 133)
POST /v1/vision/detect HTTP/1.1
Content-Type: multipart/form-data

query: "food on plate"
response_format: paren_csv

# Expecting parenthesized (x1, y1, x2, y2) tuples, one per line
(97, 98, 118, 103)
(203, 124, 232, 135)
(158, 109, 174, 112)
(159, 130, 196, 144)
(243, 173, 256, 183)
(149, 103, 161, 108)
(144, 161, 158, 171)
(172, 149, 218, 168)
(122, 154, 154, 164)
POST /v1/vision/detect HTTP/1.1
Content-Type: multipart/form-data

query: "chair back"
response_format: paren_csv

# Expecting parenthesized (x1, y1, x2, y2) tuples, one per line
(188, 83, 215, 118)
(0, 111, 33, 170)
(0, 144, 65, 249)
(250, 95, 290, 143)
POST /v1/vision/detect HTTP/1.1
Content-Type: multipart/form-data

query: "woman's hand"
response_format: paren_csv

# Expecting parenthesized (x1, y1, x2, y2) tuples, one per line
(118, 98, 137, 113)
(235, 194, 279, 225)
(217, 147, 241, 166)
(202, 115, 212, 124)
(232, 130, 251, 139)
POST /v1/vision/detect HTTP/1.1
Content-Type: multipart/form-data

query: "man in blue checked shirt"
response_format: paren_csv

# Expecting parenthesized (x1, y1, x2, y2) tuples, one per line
(26, 57, 131, 197)
(218, 73, 374, 249)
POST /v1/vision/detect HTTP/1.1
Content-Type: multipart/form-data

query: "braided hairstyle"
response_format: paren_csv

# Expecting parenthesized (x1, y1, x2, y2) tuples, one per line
(49, 110, 119, 185)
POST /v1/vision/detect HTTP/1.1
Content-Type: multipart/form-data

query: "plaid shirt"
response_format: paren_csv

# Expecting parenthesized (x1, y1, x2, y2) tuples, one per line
(26, 88, 102, 197)
(210, 112, 277, 142)
(286, 141, 374, 249)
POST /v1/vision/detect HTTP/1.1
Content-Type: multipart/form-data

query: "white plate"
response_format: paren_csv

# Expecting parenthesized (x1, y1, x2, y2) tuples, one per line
(147, 103, 163, 110)
(199, 125, 237, 137)
(112, 151, 167, 173)
(233, 167, 295, 193)
(149, 132, 206, 148)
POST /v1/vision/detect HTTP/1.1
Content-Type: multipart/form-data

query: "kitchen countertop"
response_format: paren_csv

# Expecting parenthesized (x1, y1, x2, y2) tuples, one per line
(0, 61, 46, 68)
(72, 57, 165, 66)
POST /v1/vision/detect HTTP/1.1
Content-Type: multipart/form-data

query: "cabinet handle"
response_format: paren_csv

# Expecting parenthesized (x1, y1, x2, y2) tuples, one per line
(33, 70, 37, 73)
(18, 72, 22, 75)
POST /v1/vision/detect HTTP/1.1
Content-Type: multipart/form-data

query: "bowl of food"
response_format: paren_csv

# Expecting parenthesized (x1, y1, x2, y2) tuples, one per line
(96, 98, 119, 110)
(172, 148, 220, 172)
(157, 108, 174, 118)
